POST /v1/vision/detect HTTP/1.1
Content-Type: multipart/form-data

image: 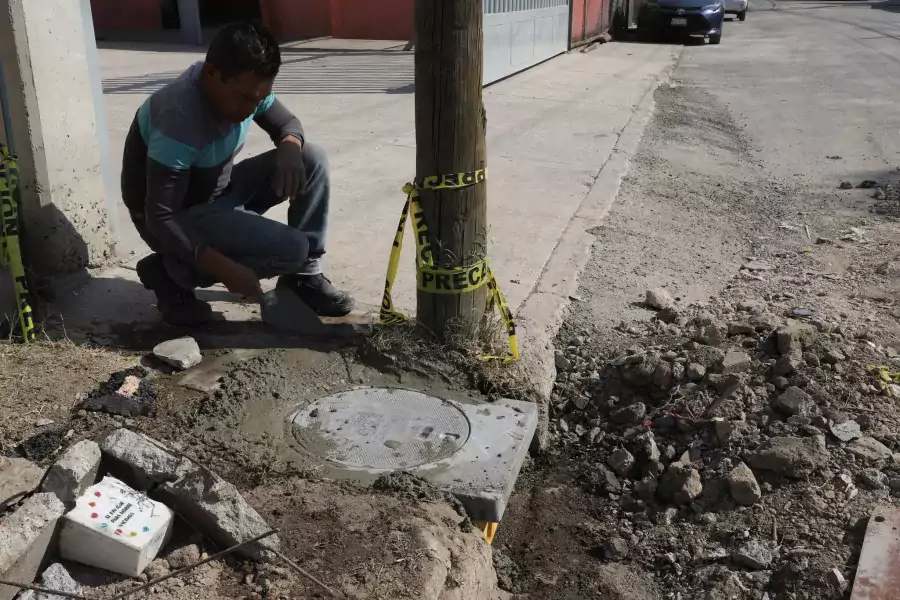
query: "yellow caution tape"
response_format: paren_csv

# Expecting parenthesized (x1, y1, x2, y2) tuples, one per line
(379, 168, 519, 363)
(0, 144, 35, 343)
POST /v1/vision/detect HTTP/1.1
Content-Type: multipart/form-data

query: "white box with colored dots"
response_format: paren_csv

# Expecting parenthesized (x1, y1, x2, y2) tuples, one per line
(59, 476, 174, 577)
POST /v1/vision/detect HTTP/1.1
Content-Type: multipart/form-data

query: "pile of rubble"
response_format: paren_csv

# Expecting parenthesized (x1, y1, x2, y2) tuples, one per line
(550, 288, 900, 598)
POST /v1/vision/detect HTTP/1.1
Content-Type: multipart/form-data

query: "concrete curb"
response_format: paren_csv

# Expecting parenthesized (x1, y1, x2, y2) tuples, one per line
(514, 51, 682, 451)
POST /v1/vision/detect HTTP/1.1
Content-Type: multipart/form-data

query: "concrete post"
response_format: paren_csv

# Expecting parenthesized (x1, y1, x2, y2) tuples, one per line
(0, 0, 114, 279)
(178, 0, 203, 45)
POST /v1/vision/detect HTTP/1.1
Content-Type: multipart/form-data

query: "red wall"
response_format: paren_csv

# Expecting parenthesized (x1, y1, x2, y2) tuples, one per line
(91, 0, 162, 31)
(261, 0, 332, 38)
(570, 0, 610, 44)
(262, 0, 413, 41)
(331, 0, 413, 40)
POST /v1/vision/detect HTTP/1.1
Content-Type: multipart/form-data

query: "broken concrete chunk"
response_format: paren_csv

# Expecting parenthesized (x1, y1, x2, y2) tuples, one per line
(607, 449, 635, 477)
(687, 363, 706, 381)
(0, 457, 44, 506)
(772, 386, 815, 417)
(159, 468, 280, 562)
(26, 563, 81, 600)
(721, 351, 753, 375)
(776, 322, 817, 355)
(60, 476, 174, 577)
(645, 288, 673, 311)
(734, 539, 773, 569)
(829, 420, 861, 442)
(727, 462, 761, 506)
(658, 464, 702, 505)
(100, 428, 192, 490)
(699, 325, 727, 347)
(153, 336, 202, 370)
(772, 353, 803, 377)
(603, 537, 629, 561)
(611, 402, 646, 424)
(745, 436, 830, 478)
(41, 439, 101, 505)
(0, 493, 66, 600)
(848, 437, 892, 463)
(858, 468, 888, 490)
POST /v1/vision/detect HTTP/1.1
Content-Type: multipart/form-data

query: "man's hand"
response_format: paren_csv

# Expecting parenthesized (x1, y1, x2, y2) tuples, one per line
(197, 249, 262, 302)
(272, 136, 306, 199)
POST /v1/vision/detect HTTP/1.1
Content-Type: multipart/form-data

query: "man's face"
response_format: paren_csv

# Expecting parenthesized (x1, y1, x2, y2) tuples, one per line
(202, 64, 274, 123)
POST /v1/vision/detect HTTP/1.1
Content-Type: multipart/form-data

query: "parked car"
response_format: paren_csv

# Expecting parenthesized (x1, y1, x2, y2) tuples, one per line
(724, 0, 748, 21)
(639, 0, 725, 44)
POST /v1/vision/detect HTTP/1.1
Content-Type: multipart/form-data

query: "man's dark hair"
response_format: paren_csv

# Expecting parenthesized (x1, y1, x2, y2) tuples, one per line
(206, 21, 281, 81)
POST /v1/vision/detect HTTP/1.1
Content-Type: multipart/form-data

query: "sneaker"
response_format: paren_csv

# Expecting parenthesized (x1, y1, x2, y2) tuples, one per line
(136, 254, 213, 326)
(277, 273, 355, 317)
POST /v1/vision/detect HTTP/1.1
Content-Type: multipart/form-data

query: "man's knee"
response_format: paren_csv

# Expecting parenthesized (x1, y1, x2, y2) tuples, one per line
(269, 228, 311, 274)
(302, 142, 329, 176)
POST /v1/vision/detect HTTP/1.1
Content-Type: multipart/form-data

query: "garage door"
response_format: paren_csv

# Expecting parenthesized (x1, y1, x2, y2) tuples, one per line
(484, 0, 571, 85)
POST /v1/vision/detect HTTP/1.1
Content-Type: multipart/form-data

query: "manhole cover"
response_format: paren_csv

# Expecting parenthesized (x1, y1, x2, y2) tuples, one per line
(290, 387, 471, 470)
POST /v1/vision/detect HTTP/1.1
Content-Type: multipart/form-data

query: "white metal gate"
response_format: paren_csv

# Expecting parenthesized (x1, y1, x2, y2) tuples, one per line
(483, 0, 571, 85)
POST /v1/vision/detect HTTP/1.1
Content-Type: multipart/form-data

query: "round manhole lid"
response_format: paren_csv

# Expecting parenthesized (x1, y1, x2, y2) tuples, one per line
(290, 387, 471, 470)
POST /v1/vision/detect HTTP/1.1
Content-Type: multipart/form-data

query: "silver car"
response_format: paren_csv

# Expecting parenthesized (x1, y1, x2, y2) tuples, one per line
(724, 0, 747, 21)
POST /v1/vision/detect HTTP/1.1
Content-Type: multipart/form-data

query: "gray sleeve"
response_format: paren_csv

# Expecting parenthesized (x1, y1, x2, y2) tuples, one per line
(145, 159, 208, 264)
(253, 96, 305, 145)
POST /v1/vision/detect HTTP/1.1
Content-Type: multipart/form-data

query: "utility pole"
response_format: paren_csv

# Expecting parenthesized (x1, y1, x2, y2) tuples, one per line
(414, 0, 488, 337)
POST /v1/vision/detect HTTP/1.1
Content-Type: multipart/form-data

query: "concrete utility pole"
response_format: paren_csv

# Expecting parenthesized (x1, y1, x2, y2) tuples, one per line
(413, 0, 488, 336)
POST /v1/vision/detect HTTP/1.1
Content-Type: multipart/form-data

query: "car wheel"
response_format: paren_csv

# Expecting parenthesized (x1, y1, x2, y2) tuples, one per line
(738, 10, 747, 21)
(709, 33, 722, 44)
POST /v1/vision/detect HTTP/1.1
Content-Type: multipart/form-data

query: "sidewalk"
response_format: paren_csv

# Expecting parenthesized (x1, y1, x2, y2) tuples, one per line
(55, 39, 679, 338)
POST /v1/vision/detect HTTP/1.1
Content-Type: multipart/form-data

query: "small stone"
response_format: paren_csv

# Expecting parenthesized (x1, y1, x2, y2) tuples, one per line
(848, 437, 892, 462)
(772, 376, 789, 391)
(721, 351, 753, 375)
(658, 464, 702, 505)
(596, 466, 621, 493)
(634, 477, 658, 502)
(829, 420, 861, 442)
(153, 337, 202, 370)
(144, 557, 170, 580)
(728, 322, 756, 336)
(727, 462, 762, 506)
(803, 352, 820, 367)
(772, 386, 815, 417)
(603, 537, 629, 561)
(554, 351, 572, 372)
(608, 449, 635, 477)
(773, 354, 803, 377)
(658, 307, 680, 323)
(687, 363, 706, 381)
(700, 325, 727, 347)
(743, 261, 774, 271)
(165, 543, 202, 570)
(840, 181, 853, 189)
(745, 436, 830, 478)
(634, 432, 660, 463)
(652, 362, 673, 389)
(734, 540, 773, 569)
(645, 288, 674, 310)
(36, 563, 81, 599)
(777, 322, 817, 355)
(823, 349, 846, 364)
(611, 402, 646, 424)
(858, 468, 888, 490)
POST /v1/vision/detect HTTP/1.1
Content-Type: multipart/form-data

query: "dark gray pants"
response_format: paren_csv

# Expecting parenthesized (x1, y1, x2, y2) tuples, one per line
(143, 143, 330, 289)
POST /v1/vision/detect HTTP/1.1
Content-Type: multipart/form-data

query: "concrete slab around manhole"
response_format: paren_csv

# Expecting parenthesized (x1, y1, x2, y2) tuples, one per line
(851, 506, 900, 600)
(289, 387, 537, 522)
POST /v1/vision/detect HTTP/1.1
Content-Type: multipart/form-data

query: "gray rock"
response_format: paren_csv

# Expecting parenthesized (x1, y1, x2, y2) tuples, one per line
(634, 477, 658, 502)
(777, 322, 817, 355)
(772, 376, 790, 391)
(41, 440, 101, 505)
(823, 349, 846, 364)
(658, 464, 703, 505)
(0, 457, 43, 506)
(687, 363, 707, 381)
(700, 325, 727, 347)
(608, 449, 635, 477)
(728, 322, 756, 336)
(745, 436, 830, 478)
(33, 563, 80, 599)
(804, 352, 821, 367)
(772, 386, 815, 416)
(727, 462, 761, 506)
(611, 402, 646, 424)
(0, 493, 66, 600)
(652, 362, 674, 389)
(772, 354, 803, 377)
(721, 351, 753, 375)
(849, 437, 892, 462)
(858, 468, 888, 490)
(144, 557, 170, 580)
(734, 540, 773, 569)
(840, 181, 853, 189)
(596, 466, 621, 493)
(603, 537, 629, 561)
(707, 373, 743, 398)
(554, 351, 572, 372)
(646, 288, 674, 311)
(153, 337, 202, 370)
(101, 429, 279, 561)
(829, 420, 861, 442)
(166, 544, 201, 569)
(634, 432, 660, 463)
